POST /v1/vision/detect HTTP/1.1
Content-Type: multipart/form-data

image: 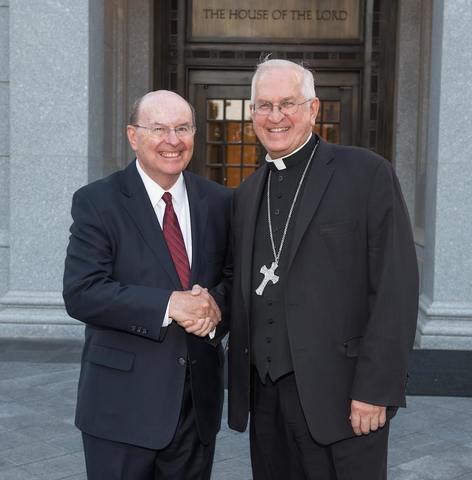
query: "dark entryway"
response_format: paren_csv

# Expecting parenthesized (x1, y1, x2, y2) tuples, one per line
(154, 0, 398, 187)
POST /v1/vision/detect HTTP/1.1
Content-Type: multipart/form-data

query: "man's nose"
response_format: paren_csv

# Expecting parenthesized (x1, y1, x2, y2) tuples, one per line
(267, 106, 285, 122)
(164, 129, 181, 145)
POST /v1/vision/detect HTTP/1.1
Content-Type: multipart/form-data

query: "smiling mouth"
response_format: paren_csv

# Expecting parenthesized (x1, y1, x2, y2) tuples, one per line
(159, 152, 181, 158)
(268, 127, 289, 133)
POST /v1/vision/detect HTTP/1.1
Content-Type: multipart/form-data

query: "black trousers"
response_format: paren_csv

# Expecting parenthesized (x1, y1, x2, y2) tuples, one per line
(82, 374, 215, 480)
(250, 371, 389, 480)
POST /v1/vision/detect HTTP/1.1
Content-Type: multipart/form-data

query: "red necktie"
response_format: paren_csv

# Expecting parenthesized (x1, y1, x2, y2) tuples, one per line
(162, 192, 190, 289)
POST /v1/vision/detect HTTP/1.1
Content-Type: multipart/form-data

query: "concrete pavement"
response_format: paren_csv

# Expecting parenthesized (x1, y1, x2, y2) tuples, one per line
(0, 340, 471, 480)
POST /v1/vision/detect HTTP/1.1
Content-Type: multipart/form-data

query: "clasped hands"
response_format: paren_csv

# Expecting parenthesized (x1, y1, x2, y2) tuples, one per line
(168, 284, 221, 337)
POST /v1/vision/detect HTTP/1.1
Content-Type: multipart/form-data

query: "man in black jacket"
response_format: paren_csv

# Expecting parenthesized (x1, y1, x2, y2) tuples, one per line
(228, 59, 419, 479)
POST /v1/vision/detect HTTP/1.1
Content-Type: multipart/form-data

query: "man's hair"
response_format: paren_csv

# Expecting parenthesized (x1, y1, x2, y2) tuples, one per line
(128, 94, 197, 127)
(129, 97, 143, 125)
(250, 58, 316, 103)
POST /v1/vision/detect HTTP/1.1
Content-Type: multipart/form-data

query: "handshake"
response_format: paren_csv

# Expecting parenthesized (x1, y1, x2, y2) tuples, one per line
(168, 285, 221, 337)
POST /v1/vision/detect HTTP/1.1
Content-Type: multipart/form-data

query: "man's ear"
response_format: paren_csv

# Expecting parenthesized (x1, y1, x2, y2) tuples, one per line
(250, 105, 256, 122)
(127, 125, 138, 151)
(310, 97, 320, 126)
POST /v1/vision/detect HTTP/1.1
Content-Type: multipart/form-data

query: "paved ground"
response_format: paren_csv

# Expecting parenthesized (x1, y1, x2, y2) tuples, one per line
(0, 340, 471, 480)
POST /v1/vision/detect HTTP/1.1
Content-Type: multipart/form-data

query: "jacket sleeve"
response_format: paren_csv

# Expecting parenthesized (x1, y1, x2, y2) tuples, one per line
(350, 160, 419, 407)
(208, 191, 233, 346)
(62, 189, 172, 342)
(208, 239, 232, 345)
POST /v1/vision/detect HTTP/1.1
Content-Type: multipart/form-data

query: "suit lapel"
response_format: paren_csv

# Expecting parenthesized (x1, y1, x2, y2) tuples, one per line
(183, 171, 208, 287)
(119, 161, 181, 289)
(240, 165, 269, 317)
(287, 140, 336, 270)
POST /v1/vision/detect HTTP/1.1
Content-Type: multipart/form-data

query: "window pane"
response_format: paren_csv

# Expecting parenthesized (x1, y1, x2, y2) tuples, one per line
(227, 122, 242, 142)
(207, 100, 224, 120)
(321, 124, 340, 144)
(226, 145, 242, 164)
(206, 144, 224, 164)
(323, 101, 340, 122)
(225, 99, 243, 120)
(243, 145, 258, 165)
(207, 122, 224, 142)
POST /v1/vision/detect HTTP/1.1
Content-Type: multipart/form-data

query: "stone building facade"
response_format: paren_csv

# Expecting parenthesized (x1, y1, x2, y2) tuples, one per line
(0, 0, 470, 349)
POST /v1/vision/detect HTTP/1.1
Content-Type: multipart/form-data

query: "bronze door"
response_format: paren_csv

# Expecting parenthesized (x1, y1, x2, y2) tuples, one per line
(189, 70, 359, 188)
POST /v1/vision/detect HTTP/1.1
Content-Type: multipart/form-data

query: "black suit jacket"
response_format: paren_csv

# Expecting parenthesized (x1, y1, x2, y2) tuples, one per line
(63, 161, 232, 449)
(228, 139, 419, 445)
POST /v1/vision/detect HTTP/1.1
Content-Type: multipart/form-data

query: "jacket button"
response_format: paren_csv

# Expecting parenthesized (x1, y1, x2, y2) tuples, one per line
(244, 348, 249, 355)
(178, 357, 186, 366)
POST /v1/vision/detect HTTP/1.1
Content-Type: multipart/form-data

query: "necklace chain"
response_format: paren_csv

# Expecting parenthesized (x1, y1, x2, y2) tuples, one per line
(267, 139, 319, 264)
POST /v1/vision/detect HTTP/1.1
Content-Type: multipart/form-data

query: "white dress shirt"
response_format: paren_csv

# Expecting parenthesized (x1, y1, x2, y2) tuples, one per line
(136, 159, 192, 327)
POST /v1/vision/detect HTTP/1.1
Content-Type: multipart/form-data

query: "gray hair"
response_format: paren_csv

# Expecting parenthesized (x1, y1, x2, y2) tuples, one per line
(250, 58, 316, 103)
(129, 97, 143, 125)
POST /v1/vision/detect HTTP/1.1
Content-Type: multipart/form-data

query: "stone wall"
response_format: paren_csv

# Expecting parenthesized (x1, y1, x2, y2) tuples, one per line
(0, 0, 153, 338)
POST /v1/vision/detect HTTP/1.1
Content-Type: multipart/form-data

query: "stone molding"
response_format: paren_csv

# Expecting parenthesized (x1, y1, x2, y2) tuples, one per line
(0, 229, 8, 247)
(416, 294, 472, 350)
(0, 289, 83, 338)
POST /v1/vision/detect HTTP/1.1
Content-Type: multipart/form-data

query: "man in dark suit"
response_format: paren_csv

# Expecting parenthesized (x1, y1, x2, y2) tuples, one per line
(228, 59, 419, 479)
(63, 90, 231, 479)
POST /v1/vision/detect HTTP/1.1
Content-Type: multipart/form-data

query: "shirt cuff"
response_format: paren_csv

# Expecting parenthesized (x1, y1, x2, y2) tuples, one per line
(162, 300, 172, 327)
(209, 328, 216, 339)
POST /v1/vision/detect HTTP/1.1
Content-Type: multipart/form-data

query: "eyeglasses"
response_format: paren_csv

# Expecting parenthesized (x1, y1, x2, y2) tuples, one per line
(251, 98, 313, 116)
(132, 124, 196, 138)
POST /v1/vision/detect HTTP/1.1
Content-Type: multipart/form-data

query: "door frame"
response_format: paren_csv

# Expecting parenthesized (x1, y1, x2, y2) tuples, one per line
(188, 69, 255, 179)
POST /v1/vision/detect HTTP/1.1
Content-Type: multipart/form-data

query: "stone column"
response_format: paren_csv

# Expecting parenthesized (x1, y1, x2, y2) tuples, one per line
(392, 0, 421, 216)
(0, 0, 9, 298)
(0, 1, 105, 337)
(416, 0, 472, 349)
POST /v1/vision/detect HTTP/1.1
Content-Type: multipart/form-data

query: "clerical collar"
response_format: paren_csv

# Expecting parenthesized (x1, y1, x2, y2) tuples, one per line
(265, 133, 315, 171)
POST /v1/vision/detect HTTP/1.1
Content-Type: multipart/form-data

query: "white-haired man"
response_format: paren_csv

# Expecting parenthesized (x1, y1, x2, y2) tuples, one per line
(228, 59, 419, 479)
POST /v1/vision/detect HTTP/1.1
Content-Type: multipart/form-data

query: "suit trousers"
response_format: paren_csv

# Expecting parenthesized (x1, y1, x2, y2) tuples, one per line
(82, 370, 215, 480)
(250, 370, 389, 480)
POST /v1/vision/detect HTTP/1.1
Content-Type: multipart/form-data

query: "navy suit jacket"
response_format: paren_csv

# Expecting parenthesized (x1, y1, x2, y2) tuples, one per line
(63, 161, 232, 449)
